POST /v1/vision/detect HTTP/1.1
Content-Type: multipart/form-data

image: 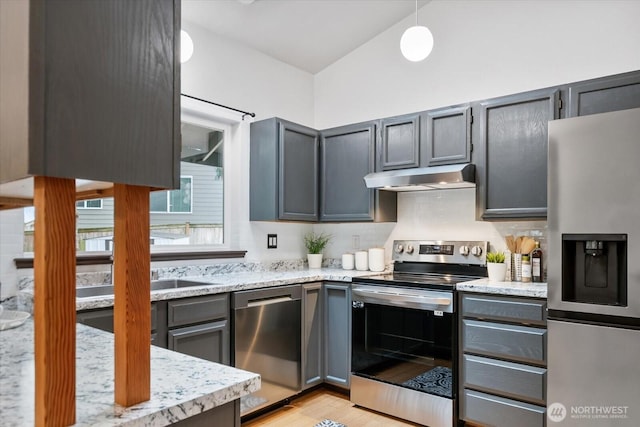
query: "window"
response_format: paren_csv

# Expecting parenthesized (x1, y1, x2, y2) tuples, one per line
(23, 98, 231, 252)
(76, 199, 103, 209)
(150, 177, 193, 213)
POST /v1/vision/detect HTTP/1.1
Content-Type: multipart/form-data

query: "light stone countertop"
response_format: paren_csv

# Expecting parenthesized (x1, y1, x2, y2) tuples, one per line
(456, 278, 548, 298)
(73, 268, 381, 311)
(0, 319, 260, 427)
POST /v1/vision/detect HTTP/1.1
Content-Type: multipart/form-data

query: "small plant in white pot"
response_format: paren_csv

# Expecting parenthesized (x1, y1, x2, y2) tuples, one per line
(304, 232, 331, 269)
(486, 251, 507, 282)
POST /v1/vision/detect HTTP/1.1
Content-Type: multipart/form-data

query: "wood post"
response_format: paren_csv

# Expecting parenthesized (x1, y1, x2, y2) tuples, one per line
(113, 184, 151, 406)
(34, 176, 76, 426)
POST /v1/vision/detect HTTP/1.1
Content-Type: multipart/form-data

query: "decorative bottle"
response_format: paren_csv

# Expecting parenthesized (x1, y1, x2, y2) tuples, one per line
(531, 241, 543, 282)
(521, 255, 532, 283)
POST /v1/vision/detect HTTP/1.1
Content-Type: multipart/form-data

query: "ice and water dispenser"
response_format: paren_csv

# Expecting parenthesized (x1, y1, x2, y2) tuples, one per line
(562, 234, 627, 306)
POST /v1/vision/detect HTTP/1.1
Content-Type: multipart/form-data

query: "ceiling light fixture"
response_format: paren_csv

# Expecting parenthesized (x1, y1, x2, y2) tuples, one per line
(400, 0, 433, 62)
(181, 30, 194, 63)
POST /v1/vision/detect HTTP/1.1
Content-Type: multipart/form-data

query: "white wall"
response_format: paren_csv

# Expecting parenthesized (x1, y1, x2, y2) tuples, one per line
(314, 0, 640, 129)
(181, 22, 317, 262)
(182, 21, 315, 127)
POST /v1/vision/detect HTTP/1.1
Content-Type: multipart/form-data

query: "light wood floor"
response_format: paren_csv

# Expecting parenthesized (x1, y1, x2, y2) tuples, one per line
(242, 388, 422, 427)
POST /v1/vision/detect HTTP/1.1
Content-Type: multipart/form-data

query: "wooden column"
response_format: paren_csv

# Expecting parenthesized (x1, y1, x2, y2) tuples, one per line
(34, 176, 76, 426)
(113, 184, 151, 406)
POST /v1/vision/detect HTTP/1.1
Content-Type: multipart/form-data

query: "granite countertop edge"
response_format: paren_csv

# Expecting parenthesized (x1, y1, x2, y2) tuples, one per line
(456, 278, 548, 298)
(71, 268, 382, 311)
(0, 320, 261, 427)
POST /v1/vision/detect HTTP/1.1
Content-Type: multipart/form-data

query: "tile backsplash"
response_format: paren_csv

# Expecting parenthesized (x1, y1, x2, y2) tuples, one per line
(387, 188, 548, 260)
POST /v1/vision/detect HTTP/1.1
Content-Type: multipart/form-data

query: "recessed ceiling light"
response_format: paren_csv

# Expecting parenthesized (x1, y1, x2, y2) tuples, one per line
(237, 0, 256, 4)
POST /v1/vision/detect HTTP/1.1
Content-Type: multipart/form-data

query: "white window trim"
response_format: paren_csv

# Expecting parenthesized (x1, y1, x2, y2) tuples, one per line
(148, 96, 238, 253)
(76, 199, 103, 209)
(150, 175, 193, 214)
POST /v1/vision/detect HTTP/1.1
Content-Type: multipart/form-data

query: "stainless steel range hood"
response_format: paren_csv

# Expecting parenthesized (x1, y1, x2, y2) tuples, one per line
(364, 163, 475, 192)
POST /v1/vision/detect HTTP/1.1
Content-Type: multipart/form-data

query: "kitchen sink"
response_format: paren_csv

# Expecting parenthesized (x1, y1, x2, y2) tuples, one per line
(76, 279, 209, 298)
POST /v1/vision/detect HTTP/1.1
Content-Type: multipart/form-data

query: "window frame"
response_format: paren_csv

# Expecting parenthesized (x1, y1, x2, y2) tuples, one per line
(76, 199, 103, 209)
(150, 175, 194, 214)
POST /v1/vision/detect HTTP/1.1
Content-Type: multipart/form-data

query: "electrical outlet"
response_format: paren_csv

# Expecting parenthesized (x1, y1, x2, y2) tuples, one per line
(352, 235, 360, 250)
(267, 234, 277, 249)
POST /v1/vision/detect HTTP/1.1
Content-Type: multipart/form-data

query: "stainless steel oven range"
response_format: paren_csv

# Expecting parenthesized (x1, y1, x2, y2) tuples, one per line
(351, 240, 487, 427)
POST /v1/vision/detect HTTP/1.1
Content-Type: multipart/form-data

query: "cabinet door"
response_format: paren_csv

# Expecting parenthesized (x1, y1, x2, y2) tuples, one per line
(168, 320, 230, 365)
(27, 0, 180, 188)
(279, 121, 319, 221)
(77, 304, 163, 347)
(323, 282, 351, 388)
(77, 308, 115, 333)
(302, 283, 323, 389)
(377, 114, 420, 170)
(568, 70, 640, 117)
(421, 105, 472, 166)
(475, 88, 560, 220)
(320, 122, 375, 221)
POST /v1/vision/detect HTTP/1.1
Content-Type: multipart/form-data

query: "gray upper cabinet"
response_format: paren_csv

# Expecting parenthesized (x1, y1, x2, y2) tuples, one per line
(567, 70, 640, 117)
(377, 113, 420, 171)
(250, 118, 319, 221)
(0, 0, 180, 189)
(475, 88, 560, 220)
(320, 122, 397, 222)
(421, 105, 472, 166)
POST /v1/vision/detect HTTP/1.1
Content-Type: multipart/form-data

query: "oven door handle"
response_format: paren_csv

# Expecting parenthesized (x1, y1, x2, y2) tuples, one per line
(352, 288, 451, 307)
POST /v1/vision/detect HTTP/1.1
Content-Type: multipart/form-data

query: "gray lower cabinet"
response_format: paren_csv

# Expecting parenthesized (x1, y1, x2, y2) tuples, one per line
(474, 88, 560, 220)
(77, 293, 230, 365)
(323, 282, 351, 389)
(420, 104, 472, 167)
(302, 282, 323, 389)
(567, 70, 640, 117)
(320, 122, 396, 222)
(377, 113, 420, 170)
(172, 400, 239, 427)
(167, 294, 230, 365)
(77, 302, 166, 348)
(250, 117, 319, 221)
(459, 293, 547, 427)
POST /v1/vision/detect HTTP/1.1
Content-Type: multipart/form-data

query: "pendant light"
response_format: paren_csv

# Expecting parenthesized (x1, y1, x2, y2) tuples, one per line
(400, 0, 433, 62)
(181, 30, 194, 63)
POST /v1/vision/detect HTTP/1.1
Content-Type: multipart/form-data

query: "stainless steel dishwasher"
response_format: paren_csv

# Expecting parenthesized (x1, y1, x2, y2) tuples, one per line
(232, 284, 302, 417)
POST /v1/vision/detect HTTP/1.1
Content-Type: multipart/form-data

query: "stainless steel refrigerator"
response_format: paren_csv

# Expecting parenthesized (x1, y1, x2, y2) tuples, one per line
(547, 107, 640, 426)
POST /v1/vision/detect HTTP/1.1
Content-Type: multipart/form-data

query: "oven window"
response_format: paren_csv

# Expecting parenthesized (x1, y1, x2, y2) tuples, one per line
(352, 302, 453, 398)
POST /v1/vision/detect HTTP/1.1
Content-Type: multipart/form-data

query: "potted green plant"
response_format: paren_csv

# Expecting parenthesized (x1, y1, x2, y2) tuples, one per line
(304, 231, 331, 269)
(486, 251, 507, 281)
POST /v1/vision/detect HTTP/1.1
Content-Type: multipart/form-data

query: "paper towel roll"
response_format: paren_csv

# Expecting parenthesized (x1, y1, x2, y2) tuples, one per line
(355, 251, 369, 271)
(368, 248, 385, 272)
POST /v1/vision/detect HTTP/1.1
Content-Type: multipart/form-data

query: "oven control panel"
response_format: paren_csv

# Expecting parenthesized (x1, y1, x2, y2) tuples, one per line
(393, 240, 488, 265)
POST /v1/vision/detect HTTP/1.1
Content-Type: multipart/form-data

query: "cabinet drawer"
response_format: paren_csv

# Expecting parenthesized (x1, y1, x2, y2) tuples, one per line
(168, 320, 230, 365)
(463, 389, 546, 427)
(464, 354, 546, 404)
(168, 294, 228, 327)
(463, 319, 546, 364)
(461, 294, 546, 324)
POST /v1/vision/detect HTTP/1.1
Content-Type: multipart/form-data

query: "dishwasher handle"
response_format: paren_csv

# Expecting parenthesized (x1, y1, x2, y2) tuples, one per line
(232, 284, 303, 309)
(247, 296, 294, 307)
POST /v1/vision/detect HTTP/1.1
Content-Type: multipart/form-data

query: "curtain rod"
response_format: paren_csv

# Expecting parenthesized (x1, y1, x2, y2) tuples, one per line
(181, 93, 256, 120)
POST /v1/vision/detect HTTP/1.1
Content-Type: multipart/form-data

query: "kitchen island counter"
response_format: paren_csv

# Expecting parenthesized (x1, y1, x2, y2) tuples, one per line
(0, 319, 260, 426)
